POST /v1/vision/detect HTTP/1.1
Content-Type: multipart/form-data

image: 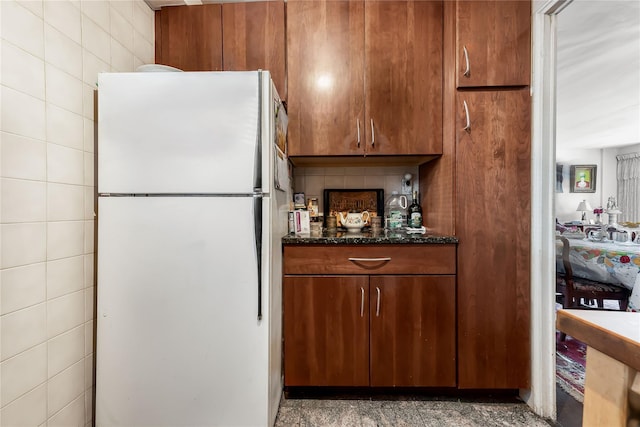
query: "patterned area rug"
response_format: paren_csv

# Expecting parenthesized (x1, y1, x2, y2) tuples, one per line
(556, 334, 586, 403)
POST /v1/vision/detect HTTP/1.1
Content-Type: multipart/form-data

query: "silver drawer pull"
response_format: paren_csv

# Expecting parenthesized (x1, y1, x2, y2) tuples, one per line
(348, 257, 392, 262)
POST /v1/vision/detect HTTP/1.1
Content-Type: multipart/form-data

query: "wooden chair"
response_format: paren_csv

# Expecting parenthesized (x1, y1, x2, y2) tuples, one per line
(556, 235, 630, 341)
(556, 235, 630, 310)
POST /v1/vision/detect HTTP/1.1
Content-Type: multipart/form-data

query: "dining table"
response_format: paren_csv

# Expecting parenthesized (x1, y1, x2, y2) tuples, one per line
(556, 309, 640, 426)
(560, 236, 640, 311)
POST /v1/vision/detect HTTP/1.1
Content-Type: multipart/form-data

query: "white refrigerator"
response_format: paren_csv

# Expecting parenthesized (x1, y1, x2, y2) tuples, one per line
(95, 71, 290, 427)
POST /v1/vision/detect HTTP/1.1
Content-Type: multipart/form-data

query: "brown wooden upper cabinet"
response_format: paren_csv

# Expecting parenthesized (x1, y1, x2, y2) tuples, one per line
(155, 2, 286, 99)
(455, 0, 531, 87)
(222, 2, 286, 100)
(287, 0, 443, 157)
(155, 5, 223, 72)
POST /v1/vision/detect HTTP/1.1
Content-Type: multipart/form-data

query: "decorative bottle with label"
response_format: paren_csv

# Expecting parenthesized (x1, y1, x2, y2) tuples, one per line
(408, 191, 423, 228)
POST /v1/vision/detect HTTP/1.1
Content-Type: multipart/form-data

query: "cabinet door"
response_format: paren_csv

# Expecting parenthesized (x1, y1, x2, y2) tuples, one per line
(155, 5, 222, 71)
(456, 89, 531, 389)
(370, 276, 456, 387)
(455, 0, 530, 87)
(286, 0, 365, 156)
(283, 276, 369, 386)
(365, 1, 443, 155)
(222, 1, 286, 101)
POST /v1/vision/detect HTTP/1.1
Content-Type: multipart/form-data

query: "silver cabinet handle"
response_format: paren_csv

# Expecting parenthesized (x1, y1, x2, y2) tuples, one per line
(462, 45, 470, 77)
(370, 118, 375, 146)
(348, 257, 392, 262)
(360, 287, 365, 317)
(462, 100, 471, 132)
(375, 287, 381, 317)
(356, 118, 361, 147)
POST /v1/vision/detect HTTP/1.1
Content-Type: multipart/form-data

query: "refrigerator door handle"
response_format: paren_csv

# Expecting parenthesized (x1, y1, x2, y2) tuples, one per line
(253, 193, 263, 320)
(253, 71, 263, 194)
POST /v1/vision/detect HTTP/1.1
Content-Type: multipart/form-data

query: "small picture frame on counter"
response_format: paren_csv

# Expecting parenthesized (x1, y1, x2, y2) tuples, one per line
(293, 192, 306, 209)
(293, 210, 310, 234)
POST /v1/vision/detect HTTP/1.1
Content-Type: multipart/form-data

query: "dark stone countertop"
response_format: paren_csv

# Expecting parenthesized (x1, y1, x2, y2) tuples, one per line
(282, 229, 458, 245)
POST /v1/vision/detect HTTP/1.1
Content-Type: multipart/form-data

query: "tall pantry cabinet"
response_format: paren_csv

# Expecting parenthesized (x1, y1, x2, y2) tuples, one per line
(453, 0, 532, 389)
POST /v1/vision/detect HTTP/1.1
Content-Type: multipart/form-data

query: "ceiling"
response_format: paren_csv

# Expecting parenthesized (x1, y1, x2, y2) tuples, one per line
(145, 0, 640, 150)
(556, 0, 640, 149)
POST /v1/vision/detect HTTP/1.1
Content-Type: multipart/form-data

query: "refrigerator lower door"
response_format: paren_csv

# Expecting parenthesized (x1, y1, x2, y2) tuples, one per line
(96, 197, 269, 427)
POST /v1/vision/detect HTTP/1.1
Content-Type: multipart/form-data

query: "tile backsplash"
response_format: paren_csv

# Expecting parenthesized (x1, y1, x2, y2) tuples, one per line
(293, 166, 419, 212)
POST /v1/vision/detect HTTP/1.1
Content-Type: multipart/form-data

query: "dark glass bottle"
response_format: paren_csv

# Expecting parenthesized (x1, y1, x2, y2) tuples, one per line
(408, 191, 423, 228)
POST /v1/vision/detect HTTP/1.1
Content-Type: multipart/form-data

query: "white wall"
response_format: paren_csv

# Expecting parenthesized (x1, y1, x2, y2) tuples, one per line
(556, 144, 640, 223)
(555, 148, 604, 222)
(0, 1, 154, 425)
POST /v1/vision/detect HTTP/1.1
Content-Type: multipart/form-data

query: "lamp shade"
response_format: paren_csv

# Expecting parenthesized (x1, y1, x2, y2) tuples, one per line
(576, 200, 593, 212)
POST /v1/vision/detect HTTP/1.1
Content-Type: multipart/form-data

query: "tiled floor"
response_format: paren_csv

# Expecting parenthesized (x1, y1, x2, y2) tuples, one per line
(274, 397, 553, 427)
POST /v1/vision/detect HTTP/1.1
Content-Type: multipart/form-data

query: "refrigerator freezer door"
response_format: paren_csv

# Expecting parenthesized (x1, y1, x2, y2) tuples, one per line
(96, 197, 270, 426)
(98, 72, 260, 195)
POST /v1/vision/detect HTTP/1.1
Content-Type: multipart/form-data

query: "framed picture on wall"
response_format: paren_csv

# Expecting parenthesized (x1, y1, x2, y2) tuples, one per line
(570, 164, 596, 193)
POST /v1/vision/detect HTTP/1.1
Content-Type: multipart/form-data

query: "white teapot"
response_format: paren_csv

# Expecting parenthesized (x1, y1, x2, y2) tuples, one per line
(339, 210, 370, 232)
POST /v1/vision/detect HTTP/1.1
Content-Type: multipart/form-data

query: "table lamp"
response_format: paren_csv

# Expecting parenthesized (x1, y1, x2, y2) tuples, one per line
(576, 200, 593, 222)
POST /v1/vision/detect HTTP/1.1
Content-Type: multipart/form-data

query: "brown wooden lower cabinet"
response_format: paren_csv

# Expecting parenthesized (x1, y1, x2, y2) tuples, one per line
(283, 273, 456, 387)
(370, 276, 456, 387)
(283, 276, 370, 387)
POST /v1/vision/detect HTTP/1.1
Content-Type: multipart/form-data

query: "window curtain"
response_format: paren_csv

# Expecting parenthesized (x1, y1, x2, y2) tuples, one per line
(617, 152, 640, 222)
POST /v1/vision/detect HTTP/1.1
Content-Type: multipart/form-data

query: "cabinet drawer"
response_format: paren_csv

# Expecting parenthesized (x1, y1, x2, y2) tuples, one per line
(283, 244, 456, 275)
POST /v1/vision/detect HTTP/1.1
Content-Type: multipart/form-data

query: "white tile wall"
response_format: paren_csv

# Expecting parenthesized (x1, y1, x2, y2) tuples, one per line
(47, 360, 84, 417)
(46, 104, 84, 150)
(1, 133, 47, 181)
(110, 6, 134, 48)
(47, 144, 84, 185)
(0, 1, 154, 423)
(44, 24, 83, 79)
(48, 325, 85, 378)
(1, 178, 47, 223)
(82, 1, 110, 33)
(47, 290, 85, 340)
(47, 221, 84, 260)
(16, 0, 44, 19)
(0, 384, 47, 427)
(1, 40, 46, 100)
(1, 223, 47, 269)
(1, 86, 47, 141)
(47, 183, 84, 221)
(1, 1, 45, 57)
(1, 263, 46, 315)
(45, 65, 84, 114)
(293, 166, 420, 213)
(46, 256, 84, 299)
(0, 343, 47, 406)
(1, 304, 47, 361)
(44, 0, 82, 45)
(49, 393, 86, 427)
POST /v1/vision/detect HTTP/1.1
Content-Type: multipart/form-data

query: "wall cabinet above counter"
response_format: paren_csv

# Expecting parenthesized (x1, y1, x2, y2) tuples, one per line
(153, 0, 444, 162)
(154, 2, 286, 101)
(286, 0, 443, 158)
(455, 0, 531, 88)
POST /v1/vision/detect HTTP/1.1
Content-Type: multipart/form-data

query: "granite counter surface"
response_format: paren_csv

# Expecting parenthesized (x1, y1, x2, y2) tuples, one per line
(282, 229, 458, 245)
